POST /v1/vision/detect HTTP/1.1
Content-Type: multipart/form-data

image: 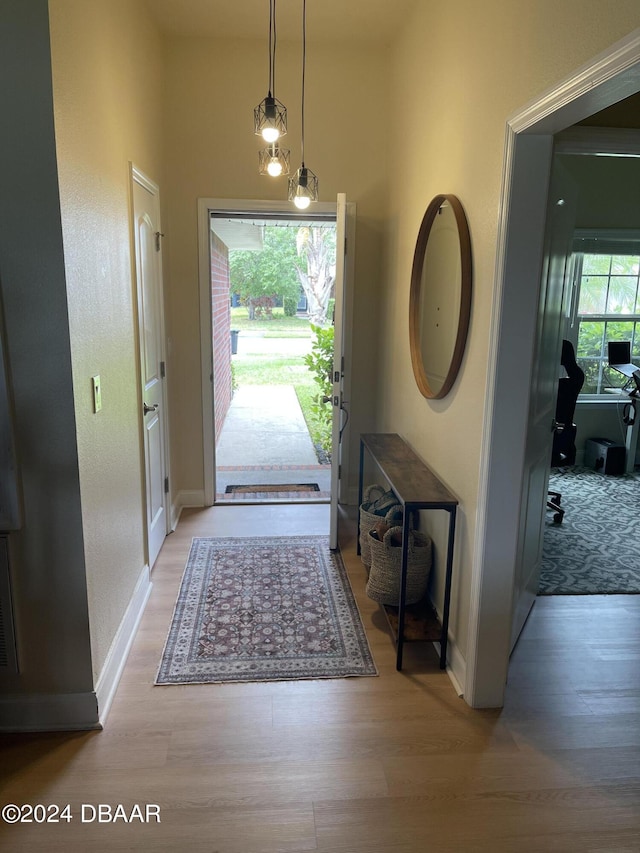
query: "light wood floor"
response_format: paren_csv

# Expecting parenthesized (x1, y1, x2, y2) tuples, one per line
(1, 505, 638, 852)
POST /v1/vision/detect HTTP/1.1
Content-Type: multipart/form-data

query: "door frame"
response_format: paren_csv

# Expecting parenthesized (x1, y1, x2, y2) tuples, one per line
(130, 164, 172, 563)
(197, 197, 355, 507)
(330, 193, 348, 549)
(466, 30, 640, 708)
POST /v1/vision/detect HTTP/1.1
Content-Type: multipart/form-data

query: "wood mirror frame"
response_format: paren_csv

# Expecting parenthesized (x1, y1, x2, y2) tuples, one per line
(409, 194, 472, 399)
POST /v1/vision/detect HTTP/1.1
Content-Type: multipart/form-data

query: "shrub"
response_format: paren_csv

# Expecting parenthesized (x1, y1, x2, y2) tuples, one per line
(283, 294, 298, 317)
(303, 324, 334, 454)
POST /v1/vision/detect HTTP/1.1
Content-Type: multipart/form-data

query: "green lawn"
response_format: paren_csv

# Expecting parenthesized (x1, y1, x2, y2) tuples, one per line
(233, 354, 330, 452)
(230, 307, 311, 334)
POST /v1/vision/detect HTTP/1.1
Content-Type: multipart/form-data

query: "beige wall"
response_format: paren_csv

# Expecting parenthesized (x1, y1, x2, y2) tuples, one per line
(162, 36, 389, 498)
(49, 0, 165, 680)
(380, 1, 640, 666)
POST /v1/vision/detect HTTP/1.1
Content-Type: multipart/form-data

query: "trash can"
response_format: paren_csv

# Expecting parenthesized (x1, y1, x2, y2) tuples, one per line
(230, 330, 239, 355)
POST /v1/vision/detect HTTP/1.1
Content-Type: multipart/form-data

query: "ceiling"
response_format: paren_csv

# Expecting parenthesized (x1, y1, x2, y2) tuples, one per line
(578, 92, 640, 129)
(210, 218, 265, 251)
(143, 0, 416, 44)
(210, 215, 335, 250)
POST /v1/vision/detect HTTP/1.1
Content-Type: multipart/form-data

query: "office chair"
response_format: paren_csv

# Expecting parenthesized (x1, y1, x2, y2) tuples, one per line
(547, 339, 584, 523)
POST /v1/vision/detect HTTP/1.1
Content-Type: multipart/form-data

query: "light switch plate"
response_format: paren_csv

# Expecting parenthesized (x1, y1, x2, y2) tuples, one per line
(92, 375, 102, 413)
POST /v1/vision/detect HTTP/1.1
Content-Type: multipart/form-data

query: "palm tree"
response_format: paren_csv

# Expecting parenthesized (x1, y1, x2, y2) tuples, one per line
(295, 226, 336, 325)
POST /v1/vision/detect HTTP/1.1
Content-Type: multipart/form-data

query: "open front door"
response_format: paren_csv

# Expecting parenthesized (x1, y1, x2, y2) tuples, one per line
(510, 159, 578, 648)
(329, 193, 348, 549)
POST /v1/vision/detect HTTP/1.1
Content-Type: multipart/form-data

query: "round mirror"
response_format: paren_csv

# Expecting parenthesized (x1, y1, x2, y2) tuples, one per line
(409, 194, 472, 399)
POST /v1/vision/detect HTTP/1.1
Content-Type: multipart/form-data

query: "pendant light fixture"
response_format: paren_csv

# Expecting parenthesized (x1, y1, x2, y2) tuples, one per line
(254, 0, 287, 145)
(258, 143, 291, 177)
(288, 0, 318, 209)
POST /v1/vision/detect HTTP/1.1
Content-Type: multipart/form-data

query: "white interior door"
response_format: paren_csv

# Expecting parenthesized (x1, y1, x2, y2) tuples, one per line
(132, 166, 169, 569)
(329, 193, 348, 549)
(510, 159, 578, 649)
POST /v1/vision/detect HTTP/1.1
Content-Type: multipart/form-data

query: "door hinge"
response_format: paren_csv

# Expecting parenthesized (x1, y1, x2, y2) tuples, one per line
(155, 231, 165, 252)
(160, 360, 166, 378)
(338, 465, 342, 479)
(164, 477, 169, 494)
(344, 237, 347, 254)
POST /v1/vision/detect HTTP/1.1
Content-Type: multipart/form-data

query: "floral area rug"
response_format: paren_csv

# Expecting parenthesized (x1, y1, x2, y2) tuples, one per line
(540, 467, 640, 594)
(156, 536, 377, 684)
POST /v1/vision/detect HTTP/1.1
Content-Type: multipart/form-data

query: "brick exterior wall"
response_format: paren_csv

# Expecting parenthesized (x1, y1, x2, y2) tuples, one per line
(210, 233, 232, 445)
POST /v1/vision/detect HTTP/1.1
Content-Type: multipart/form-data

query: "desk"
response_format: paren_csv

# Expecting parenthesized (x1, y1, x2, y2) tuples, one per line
(358, 433, 458, 671)
(605, 377, 639, 473)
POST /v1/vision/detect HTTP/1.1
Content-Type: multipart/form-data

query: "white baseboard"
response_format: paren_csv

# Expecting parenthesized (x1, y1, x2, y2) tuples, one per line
(429, 612, 466, 698)
(440, 638, 466, 697)
(95, 564, 152, 727)
(170, 500, 180, 530)
(172, 489, 205, 529)
(0, 691, 100, 732)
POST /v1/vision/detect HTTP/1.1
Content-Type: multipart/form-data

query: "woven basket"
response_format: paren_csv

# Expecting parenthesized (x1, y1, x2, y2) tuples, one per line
(366, 526, 432, 606)
(359, 485, 401, 568)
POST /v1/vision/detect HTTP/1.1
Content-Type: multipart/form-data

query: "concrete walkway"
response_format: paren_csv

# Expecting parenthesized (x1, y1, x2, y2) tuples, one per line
(215, 384, 331, 499)
(217, 385, 318, 466)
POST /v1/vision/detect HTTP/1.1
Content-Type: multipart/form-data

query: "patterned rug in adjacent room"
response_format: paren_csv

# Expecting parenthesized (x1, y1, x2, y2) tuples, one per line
(156, 536, 377, 684)
(540, 467, 640, 595)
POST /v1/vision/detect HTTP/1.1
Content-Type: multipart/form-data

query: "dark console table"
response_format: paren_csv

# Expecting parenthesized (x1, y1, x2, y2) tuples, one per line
(358, 433, 458, 671)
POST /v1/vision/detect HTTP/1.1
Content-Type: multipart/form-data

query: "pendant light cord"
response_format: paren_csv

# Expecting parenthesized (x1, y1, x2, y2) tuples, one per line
(267, 0, 274, 95)
(300, 0, 306, 165)
(272, 0, 277, 97)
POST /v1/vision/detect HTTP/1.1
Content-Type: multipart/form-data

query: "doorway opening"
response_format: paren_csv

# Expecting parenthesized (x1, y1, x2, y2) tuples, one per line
(467, 32, 640, 709)
(198, 196, 353, 550)
(210, 212, 337, 505)
(538, 133, 640, 597)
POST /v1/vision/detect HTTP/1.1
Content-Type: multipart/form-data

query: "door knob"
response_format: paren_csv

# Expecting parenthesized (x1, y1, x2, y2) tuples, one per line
(144, 402, 159, 415)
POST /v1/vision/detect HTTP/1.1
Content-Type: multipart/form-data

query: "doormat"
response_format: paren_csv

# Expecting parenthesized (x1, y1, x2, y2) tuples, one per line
(156, 536, 377, 684)
(225, 483, 320, 494)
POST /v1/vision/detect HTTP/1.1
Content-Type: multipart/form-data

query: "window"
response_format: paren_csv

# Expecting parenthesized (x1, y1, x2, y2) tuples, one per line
(570, 234, 640, 397)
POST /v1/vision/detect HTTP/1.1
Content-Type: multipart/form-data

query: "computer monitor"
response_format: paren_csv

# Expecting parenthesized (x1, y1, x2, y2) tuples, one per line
(608, 340, 631, 365)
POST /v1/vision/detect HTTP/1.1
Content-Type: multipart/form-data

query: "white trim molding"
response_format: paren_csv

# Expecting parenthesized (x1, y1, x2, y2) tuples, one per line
(509, 29, 640, 135)
(444, 642, 465, 698)
(95, 564, 152, 727)
(171, 489, 206, 529)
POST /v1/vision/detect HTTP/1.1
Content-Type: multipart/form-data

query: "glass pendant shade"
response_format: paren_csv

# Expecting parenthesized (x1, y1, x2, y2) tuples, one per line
(288, 165, 318, 209)
(254, 94, 287, 143)
(259, 144, 290, 177)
